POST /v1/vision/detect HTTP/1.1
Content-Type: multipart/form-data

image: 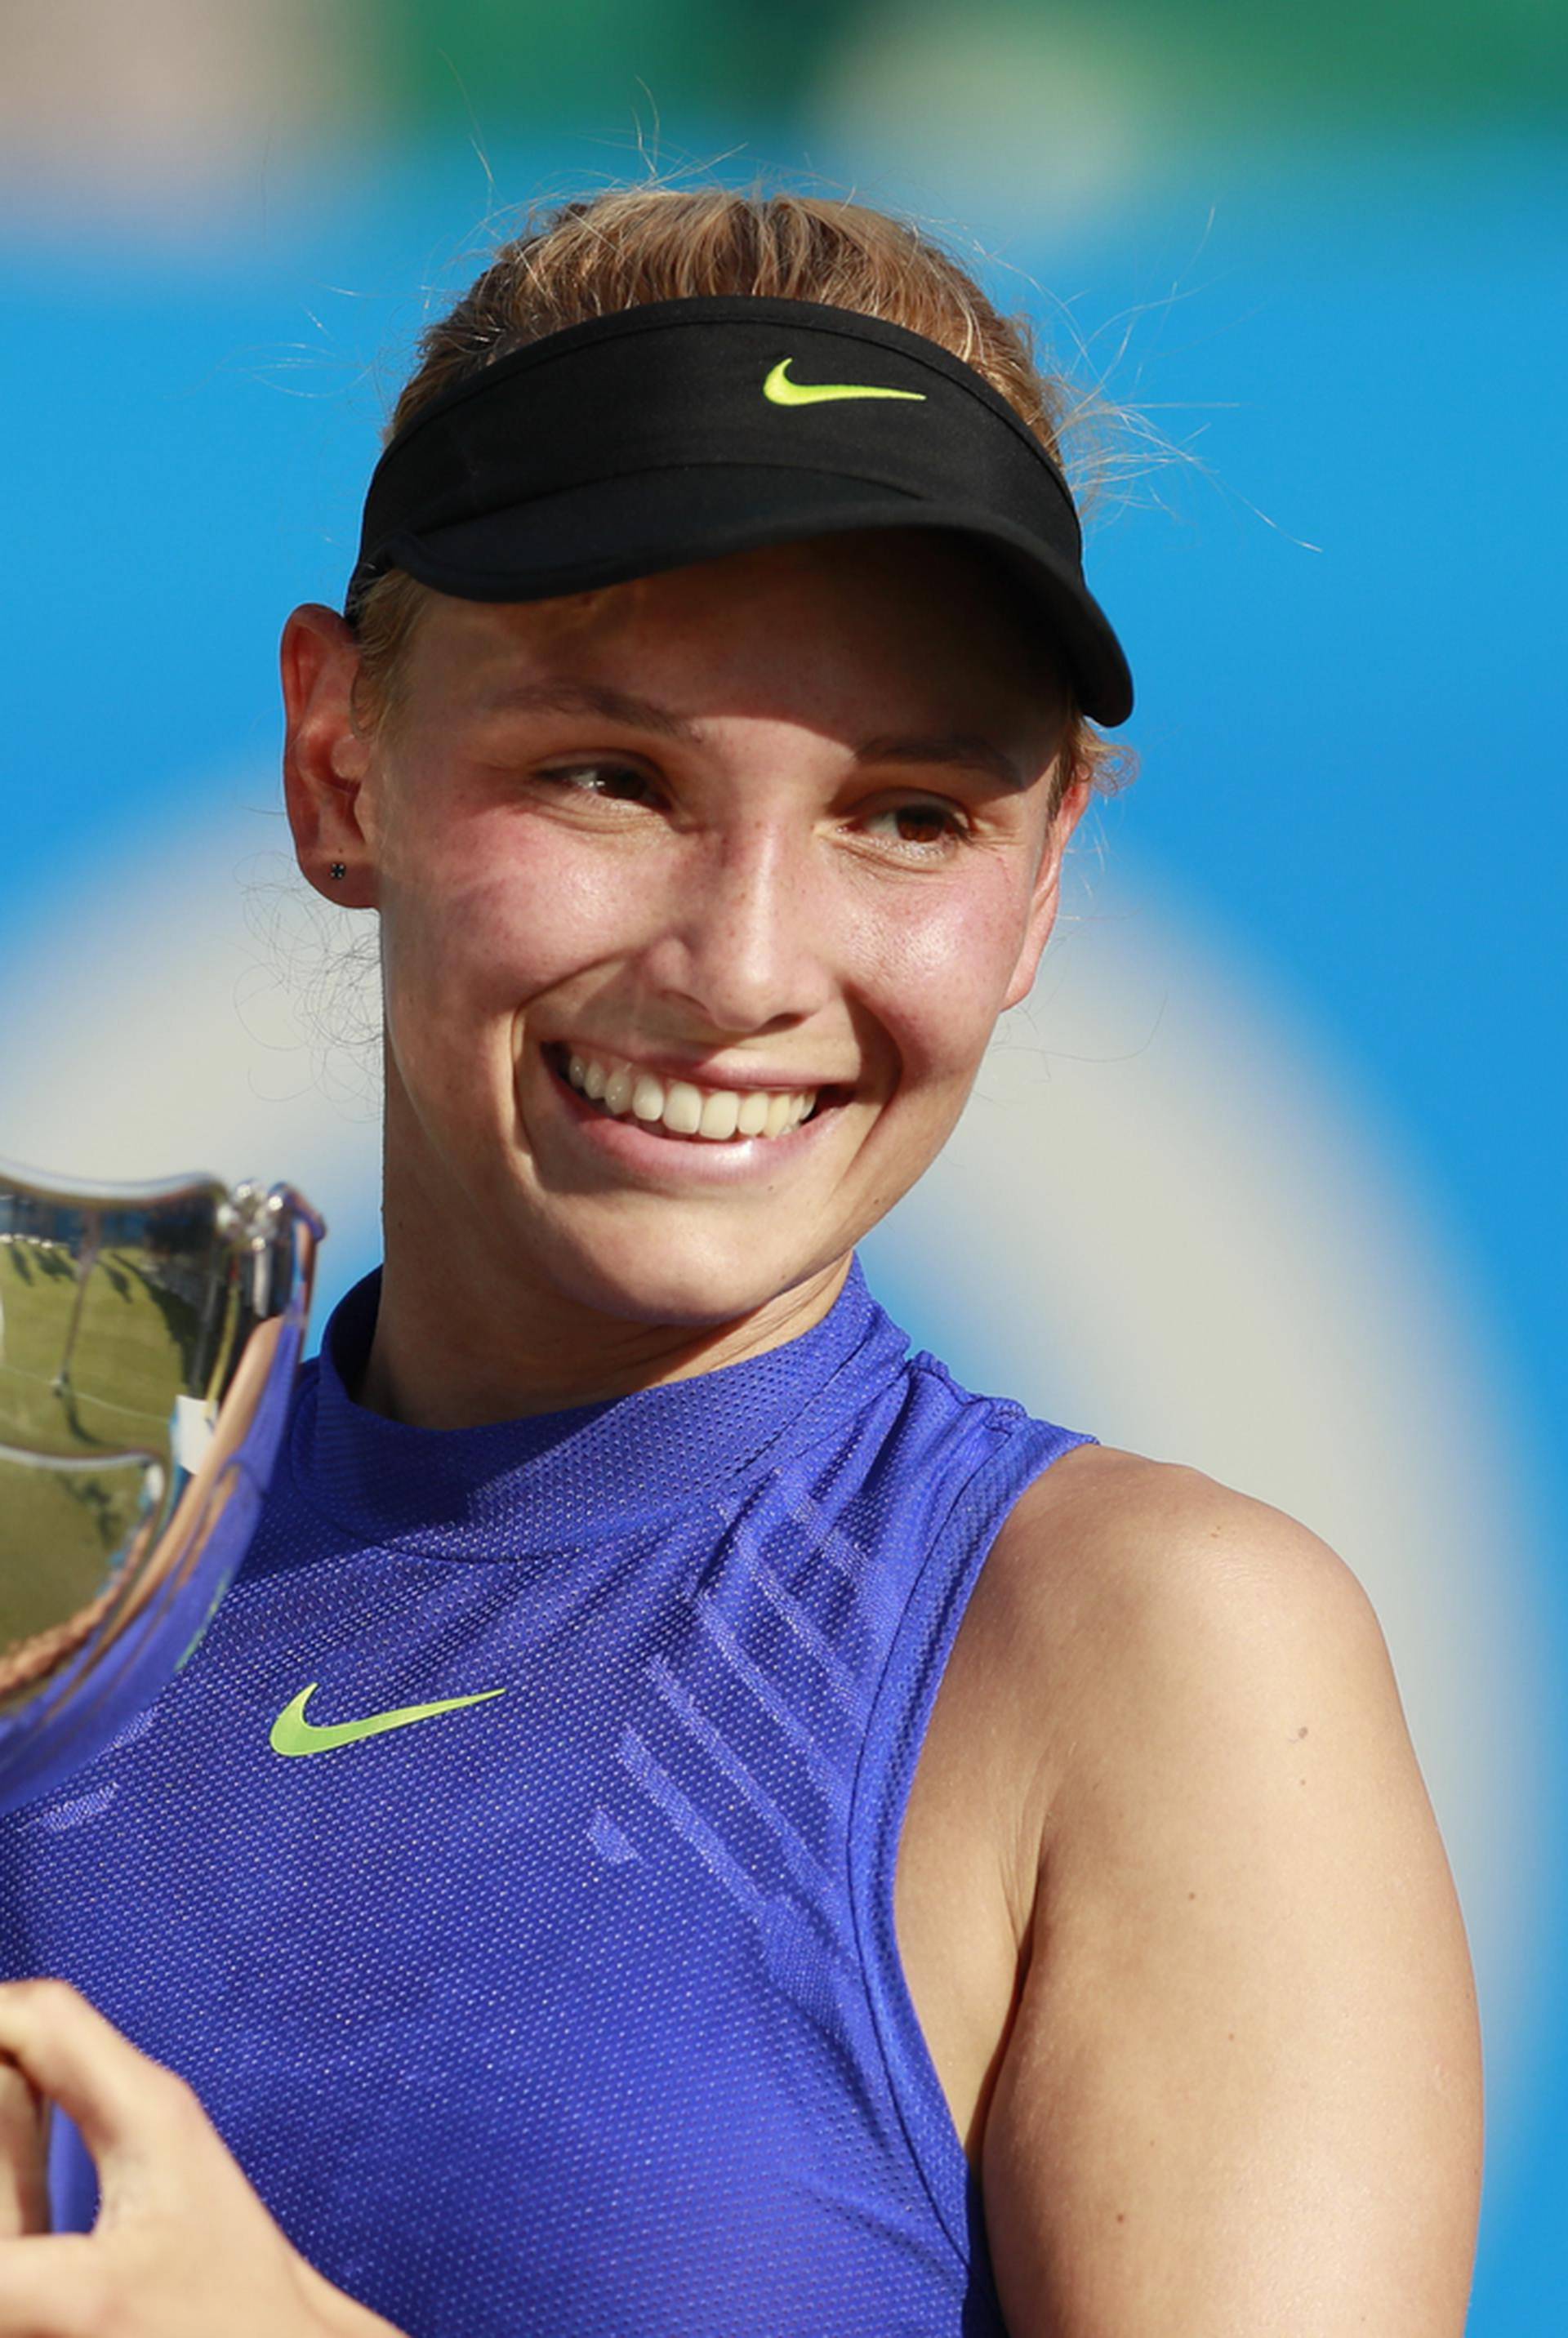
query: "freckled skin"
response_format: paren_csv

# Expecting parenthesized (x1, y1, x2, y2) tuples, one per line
(280, 528, 1090, 1427)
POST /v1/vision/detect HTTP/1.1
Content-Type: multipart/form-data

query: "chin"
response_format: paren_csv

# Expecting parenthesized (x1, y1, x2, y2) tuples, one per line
(534, 1212, 837, 1334)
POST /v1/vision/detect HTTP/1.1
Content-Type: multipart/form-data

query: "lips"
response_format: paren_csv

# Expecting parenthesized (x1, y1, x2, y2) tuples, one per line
(546, 1041, 820, 1144)
(532, 1039, 846, 1182)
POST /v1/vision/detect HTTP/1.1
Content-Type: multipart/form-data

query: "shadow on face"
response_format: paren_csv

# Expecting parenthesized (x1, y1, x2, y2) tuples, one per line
(379, 524, 1071, 813)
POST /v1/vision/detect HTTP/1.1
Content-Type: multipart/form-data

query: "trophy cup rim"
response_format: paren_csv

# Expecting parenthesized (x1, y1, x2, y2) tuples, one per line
(0, 1158, 327, 1246)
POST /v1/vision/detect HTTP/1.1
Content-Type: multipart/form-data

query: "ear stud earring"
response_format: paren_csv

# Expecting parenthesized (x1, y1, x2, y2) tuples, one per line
(329, 862, 346, 880)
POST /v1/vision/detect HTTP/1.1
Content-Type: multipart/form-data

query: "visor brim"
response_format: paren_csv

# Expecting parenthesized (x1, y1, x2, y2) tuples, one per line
(358, 465, 1134, 727)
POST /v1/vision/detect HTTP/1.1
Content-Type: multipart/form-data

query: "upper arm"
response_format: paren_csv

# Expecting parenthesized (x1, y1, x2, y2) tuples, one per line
(981, 1466, 1485, 2338)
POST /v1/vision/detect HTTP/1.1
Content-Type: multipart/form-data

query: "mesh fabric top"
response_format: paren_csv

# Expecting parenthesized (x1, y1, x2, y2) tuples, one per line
(0, 1253, 1095, 2336)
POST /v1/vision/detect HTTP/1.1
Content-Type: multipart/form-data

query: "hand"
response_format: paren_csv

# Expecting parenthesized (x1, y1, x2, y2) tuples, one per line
(0, 1980, 404, 2336)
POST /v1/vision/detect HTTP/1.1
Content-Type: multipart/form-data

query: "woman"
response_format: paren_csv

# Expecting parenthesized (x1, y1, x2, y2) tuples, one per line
(0, 185, 1483, 2336)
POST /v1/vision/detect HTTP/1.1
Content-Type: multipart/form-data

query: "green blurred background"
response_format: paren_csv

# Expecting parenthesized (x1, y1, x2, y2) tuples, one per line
(374, 0, 1566, 131)
(4, 0, 1563, 229)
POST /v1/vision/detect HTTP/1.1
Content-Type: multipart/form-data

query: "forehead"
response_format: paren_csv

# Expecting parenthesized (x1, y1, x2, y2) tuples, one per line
(407, 529, 1065, 745)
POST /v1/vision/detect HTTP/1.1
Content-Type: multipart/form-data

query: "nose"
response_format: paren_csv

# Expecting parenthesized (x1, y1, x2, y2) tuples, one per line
(635, 817, 839, 1039)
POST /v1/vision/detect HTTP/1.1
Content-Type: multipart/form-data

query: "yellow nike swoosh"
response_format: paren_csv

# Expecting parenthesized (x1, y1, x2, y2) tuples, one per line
(269, 1680, 506, 1758)
(763, 357, 925, 407)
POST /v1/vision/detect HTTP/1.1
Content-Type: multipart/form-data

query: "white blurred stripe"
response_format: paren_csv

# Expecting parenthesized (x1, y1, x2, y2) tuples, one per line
(0, 795, 382, 1331)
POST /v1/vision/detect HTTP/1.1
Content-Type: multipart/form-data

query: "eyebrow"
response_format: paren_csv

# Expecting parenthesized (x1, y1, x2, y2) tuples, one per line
(476, 679, 695, 741)
(472, 679, 1029, 791)
(852, 730, 1027, 791)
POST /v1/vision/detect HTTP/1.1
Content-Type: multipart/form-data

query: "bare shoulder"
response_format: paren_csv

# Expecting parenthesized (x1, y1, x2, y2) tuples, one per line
(987, 1433, 1368, 1616)
(973, 1442, 1390, 1862)
(971, 1443, 1486, 2336)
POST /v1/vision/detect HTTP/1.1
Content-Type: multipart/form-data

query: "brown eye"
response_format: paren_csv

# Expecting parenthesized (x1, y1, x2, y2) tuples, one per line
(539, 764, 657, 803)
(863, 800, 966, 853)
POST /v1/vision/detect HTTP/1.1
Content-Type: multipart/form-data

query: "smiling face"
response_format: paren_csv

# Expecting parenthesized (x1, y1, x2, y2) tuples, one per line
(283, 527, 1089, 1409)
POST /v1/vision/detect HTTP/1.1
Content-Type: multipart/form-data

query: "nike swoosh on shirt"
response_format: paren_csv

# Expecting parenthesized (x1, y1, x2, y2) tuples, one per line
(763, 357, 925, 407)
(269, 1681, 507, 1758)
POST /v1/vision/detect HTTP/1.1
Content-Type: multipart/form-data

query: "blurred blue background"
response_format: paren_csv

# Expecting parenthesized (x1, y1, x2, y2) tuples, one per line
(1, 3, 1562, 2323)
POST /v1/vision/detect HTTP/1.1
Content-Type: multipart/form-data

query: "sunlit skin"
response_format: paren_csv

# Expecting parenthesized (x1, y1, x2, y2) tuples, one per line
(279, 528, 1090, 1429)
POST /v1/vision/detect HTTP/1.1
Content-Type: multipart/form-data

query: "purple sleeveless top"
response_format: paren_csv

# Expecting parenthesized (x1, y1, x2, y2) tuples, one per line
(0, 1253, 1094, 2335)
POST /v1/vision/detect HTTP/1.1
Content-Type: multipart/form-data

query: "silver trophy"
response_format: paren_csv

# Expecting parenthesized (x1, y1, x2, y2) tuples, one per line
(0, 1160, 326, 1816)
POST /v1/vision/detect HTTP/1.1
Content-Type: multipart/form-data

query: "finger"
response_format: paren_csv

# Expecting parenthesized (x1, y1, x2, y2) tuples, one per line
(292, 2254, 410, 2338)
(0, 2056, 50, 2240)
(0, 1981, 190, 2170)
(0, 2232, 102, 2336)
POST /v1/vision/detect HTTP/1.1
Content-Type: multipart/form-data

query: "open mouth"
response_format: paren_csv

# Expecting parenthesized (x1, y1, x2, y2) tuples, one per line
(542, 1042, 844, 1145)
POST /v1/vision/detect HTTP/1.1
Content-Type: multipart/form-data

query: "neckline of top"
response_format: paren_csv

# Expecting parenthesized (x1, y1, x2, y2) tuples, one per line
(286, 1253, 911, 1557)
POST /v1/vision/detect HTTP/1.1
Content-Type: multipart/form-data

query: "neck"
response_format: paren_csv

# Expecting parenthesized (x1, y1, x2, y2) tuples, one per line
(353, 1144, 853, 1432)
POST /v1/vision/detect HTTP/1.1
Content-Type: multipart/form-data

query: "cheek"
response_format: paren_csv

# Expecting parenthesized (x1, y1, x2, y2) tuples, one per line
(379, 824, 626, 1076)
(859, 866, 1029, 1080)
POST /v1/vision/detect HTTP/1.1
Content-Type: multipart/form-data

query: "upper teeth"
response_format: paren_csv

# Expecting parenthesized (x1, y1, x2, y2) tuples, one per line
(562, 1049, 818, 1142)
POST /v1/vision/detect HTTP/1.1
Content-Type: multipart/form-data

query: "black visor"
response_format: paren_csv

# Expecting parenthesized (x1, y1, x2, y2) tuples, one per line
(345, 295, 1134, 727)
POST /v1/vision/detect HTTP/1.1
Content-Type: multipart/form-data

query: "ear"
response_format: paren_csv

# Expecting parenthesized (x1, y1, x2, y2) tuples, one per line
(1000, 774, 1093, 1013)
(279, 604, 378, 906)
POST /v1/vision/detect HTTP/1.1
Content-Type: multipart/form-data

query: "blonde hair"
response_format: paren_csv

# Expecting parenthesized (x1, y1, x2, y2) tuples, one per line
(350, 180, 1140, 819)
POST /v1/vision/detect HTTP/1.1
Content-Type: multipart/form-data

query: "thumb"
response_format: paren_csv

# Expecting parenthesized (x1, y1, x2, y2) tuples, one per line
(0, 1981, 188, 2205)
(0, 2053, 50, 2238)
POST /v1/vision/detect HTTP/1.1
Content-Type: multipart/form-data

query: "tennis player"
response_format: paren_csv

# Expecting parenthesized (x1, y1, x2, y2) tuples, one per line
(0, 185, 1483, 2336)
